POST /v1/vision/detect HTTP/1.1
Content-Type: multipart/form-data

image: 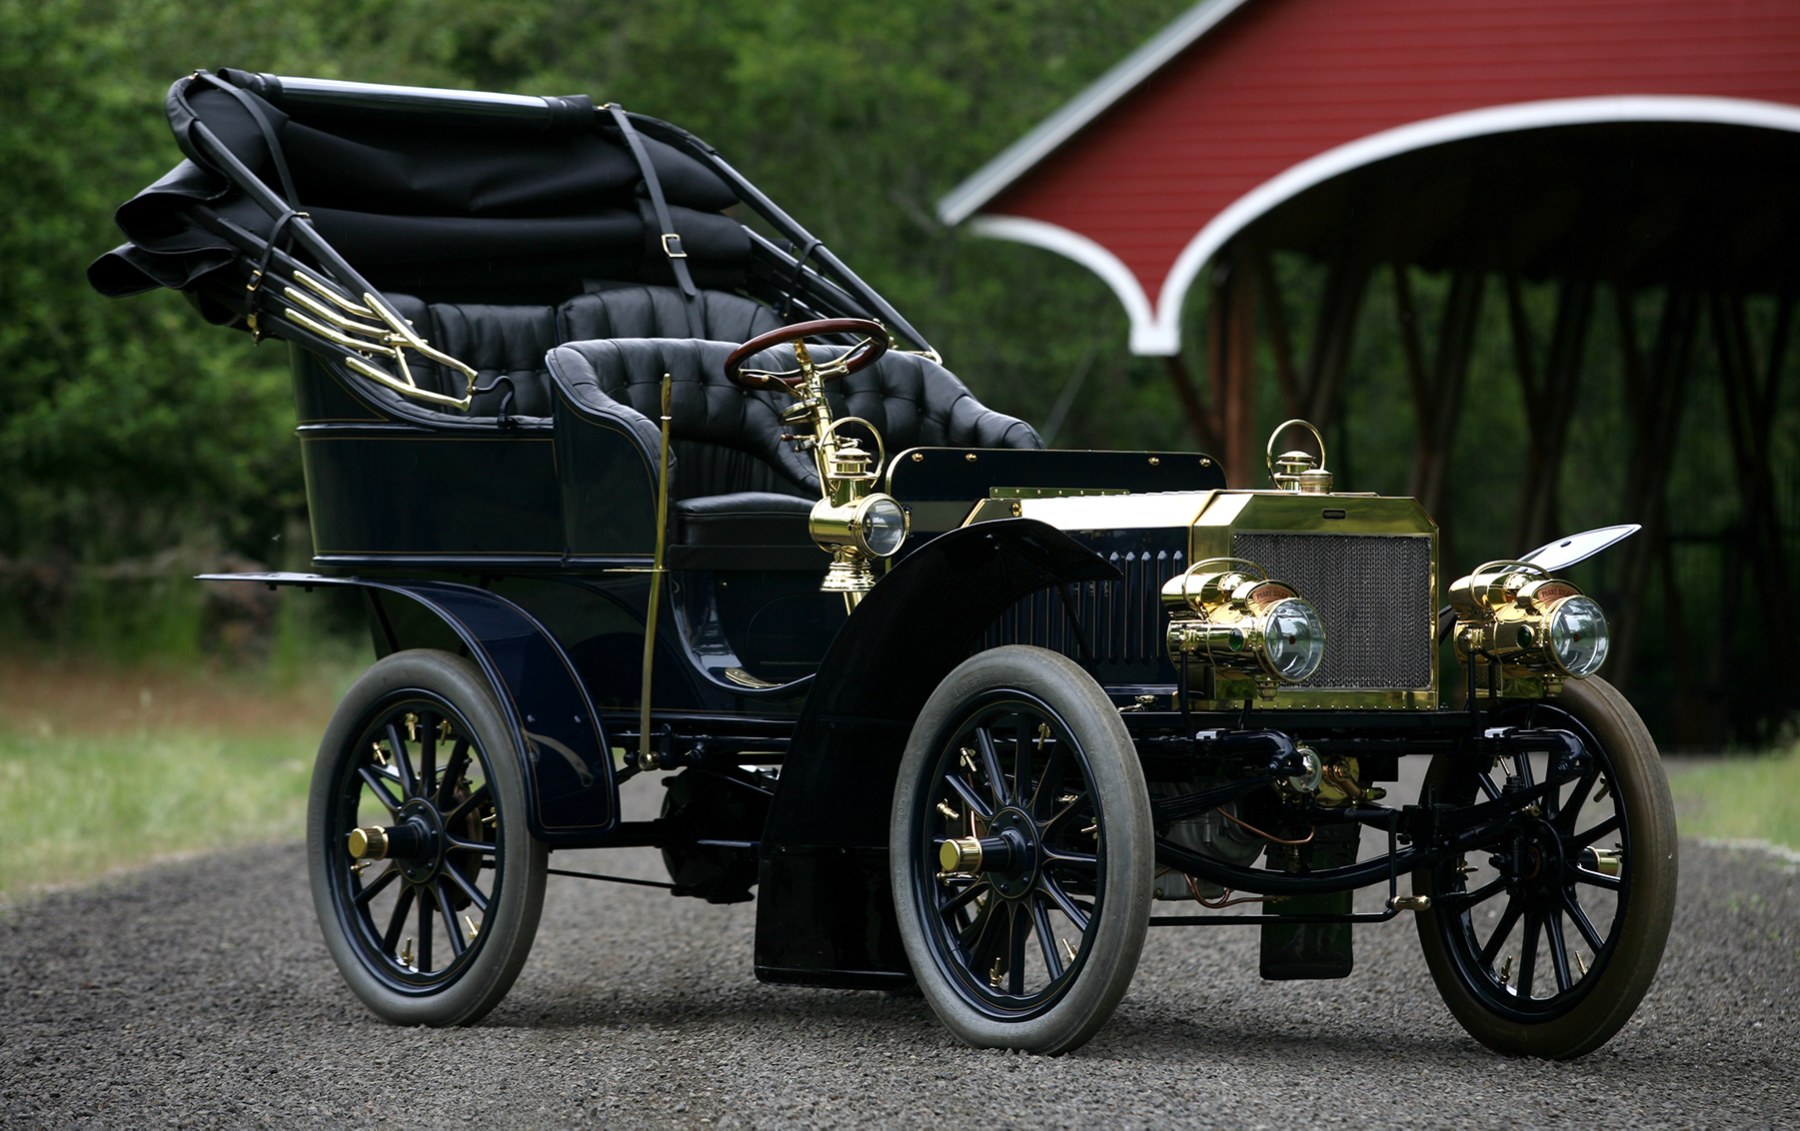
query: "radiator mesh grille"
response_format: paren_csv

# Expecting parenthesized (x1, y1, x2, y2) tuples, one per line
(1233, 532, 1434, 690)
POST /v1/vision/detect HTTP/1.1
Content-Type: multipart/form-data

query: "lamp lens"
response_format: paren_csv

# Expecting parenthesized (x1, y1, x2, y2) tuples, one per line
(1264, 599, 1326, 681)
(859, 497, 908, 557)
(1549, 595, 1609, 677)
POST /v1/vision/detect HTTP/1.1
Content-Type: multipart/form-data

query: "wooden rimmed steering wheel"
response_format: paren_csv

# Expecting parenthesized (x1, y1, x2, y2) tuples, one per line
(723, 318, 888, 393)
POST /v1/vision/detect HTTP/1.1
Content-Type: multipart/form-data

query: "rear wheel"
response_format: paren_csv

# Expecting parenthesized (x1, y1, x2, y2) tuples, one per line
(1413, 677, 1676, 1058)
(309, 649, 547, 1026)
(891, 646, 1153, 1055)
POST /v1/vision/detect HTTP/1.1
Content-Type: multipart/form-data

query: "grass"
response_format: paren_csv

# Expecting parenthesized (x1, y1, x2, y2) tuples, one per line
(0, 653, 359, 900)
(1668, 739, 1800, 852)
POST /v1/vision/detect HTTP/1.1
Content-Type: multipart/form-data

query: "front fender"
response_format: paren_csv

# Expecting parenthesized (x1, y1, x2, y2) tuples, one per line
(201, 573, 616, 846)
(752, 519, 1118, 986)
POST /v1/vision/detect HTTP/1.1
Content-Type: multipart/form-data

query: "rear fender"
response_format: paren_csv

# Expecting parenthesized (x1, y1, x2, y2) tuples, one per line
(201, 573, 616, 845)
(753, 520, 1118, 985)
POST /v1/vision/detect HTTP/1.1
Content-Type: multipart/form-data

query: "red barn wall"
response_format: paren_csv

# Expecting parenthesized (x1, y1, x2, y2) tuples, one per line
(988, 0, 1800, 308)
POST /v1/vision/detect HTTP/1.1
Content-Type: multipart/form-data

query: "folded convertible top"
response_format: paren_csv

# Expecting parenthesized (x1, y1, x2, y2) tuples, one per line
(91, 69, 929, 354)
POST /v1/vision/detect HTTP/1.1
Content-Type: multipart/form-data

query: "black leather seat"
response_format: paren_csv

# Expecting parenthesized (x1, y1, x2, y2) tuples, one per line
(546, 335, 1042, 534)
(389, 285, 788, 418)
(393, 284, 1042, 561)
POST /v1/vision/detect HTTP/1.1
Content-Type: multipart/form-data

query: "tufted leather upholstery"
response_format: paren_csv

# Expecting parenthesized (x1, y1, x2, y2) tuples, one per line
(388, 286, 788, 417)
(548, 337, 816, 500)
(388, 284, 1042, 550)
(546, 336, 1043, 505)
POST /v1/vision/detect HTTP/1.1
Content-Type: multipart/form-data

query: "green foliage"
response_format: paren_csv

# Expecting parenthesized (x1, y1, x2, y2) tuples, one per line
(1, 0, 1191, 578)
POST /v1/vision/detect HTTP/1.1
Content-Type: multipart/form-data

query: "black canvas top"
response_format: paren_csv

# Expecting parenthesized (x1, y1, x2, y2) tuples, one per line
(90, 70, 920, 349)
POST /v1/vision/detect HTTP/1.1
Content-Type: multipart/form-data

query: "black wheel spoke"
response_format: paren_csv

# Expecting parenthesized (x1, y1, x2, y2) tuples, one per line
(444, 781, 493, 827)
(432, 882, 467, 959)
(419, 717, 439, 801)
(1043, 847, 1098, 871)
(1440, 872, 1507, 912)
(1032, 900, 1065, 981)
(358, 765, 404, 816)
(1040, 874, 1092, 933)
(385, 723, 418, 798)
(439, 738, 471, 809)
(944, 772, 994, 822)
(1560, 887, 1607, 952)
(1573, 813, 1622, 850)
(975, 727, 1008, 808)
(1575, 869, 1622, 892)
(1545, 911, 1574, 993)
(443, 833, 498, 858)
(416, 891, 434, 970)
(1006, 904, 1029, 996)
(1517, 910, 1542, 997)
(1041, 792, 1090, 838)
(441, 862, 491, 913)
(1479, 895, 1524, 968)
(1007, 719, 1028, 810)
(940, 877, 990, 917)
(1027, 738, 1068, 820)
(1556, 772, 1597, 834)
(352, 863, 400, 907)
(382, 885, 416, 955)
(959, 894, 1002, 961)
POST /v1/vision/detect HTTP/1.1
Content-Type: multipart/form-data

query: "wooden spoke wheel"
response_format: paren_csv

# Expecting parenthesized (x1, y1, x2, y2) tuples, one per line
(1413, 677, 1677, 1059)
(891, 646, 1153, 1055)
(309, 650, 547, 1026)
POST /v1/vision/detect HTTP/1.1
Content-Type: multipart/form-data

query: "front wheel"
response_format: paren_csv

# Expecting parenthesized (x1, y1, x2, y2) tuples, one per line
(1413, 677, 1677, 1058)
(309, 649, 547, 1026)
(891, 646, 1153, 1055)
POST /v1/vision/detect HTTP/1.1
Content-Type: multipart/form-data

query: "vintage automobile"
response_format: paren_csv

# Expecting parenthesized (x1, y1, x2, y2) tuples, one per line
(92, 70, 1676, 1058)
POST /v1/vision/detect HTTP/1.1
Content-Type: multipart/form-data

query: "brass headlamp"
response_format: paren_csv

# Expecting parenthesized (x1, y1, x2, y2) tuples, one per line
(1450, 560, 1609, 680)
(1163, 558, 1327, 691)
(806, 417, 908, 595)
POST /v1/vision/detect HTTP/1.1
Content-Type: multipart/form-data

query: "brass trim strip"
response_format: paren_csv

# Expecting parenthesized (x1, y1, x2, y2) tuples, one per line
(638, 375, 675, 770)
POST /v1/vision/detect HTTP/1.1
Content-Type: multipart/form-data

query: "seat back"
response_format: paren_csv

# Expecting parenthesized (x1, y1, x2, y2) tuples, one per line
(388, 285, 787, 419)
(826, 353, 1043, 454)
(392, 283, 1044, 503)
(548, 336, 1044, 504)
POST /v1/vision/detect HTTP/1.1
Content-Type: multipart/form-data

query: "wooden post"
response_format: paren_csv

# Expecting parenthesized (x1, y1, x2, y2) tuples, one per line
(1711, 288, 1799, 726)
(1610, 285, 1697, 699)
(1205, 247, 1260, 485)
(1504, 274, 1594, 553)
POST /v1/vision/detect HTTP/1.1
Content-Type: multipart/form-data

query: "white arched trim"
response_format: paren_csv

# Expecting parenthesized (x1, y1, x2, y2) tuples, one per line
(969, 215, 1179, 353)
(973, 96, 1800, 356)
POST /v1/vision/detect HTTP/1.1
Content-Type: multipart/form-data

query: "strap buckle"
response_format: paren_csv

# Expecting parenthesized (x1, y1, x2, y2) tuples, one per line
(660, 232, 688, 259)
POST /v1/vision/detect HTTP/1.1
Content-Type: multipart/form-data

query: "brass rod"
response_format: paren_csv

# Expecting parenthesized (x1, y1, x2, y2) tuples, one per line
(637, 374, 675, 769)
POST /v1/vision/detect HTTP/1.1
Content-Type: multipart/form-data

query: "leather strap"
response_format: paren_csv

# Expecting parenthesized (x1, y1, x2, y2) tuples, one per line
(606, 103, 698, 304)
(244, 206, 305, 340)
(197, 72, 301, 210)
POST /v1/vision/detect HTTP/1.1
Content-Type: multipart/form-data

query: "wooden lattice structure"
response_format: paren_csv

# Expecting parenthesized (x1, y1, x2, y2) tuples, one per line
(942, 0, 1800, 743)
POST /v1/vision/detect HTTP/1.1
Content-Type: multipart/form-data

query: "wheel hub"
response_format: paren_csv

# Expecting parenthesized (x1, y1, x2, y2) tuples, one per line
(347, 799, 447, 885)
(938, 808, 1042, 900)
(1495, 817, 1565, 898)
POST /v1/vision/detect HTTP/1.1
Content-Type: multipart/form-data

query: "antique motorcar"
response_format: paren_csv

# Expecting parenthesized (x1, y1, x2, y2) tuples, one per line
(92, 70, 1676, 1058)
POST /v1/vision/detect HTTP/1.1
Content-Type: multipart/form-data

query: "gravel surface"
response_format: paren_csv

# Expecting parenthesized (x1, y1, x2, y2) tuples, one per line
(3, 773, 1797, 1129)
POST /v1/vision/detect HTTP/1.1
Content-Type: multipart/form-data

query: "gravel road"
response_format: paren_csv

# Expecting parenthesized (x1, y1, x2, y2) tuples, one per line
(3, 772, 1797, 1129)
